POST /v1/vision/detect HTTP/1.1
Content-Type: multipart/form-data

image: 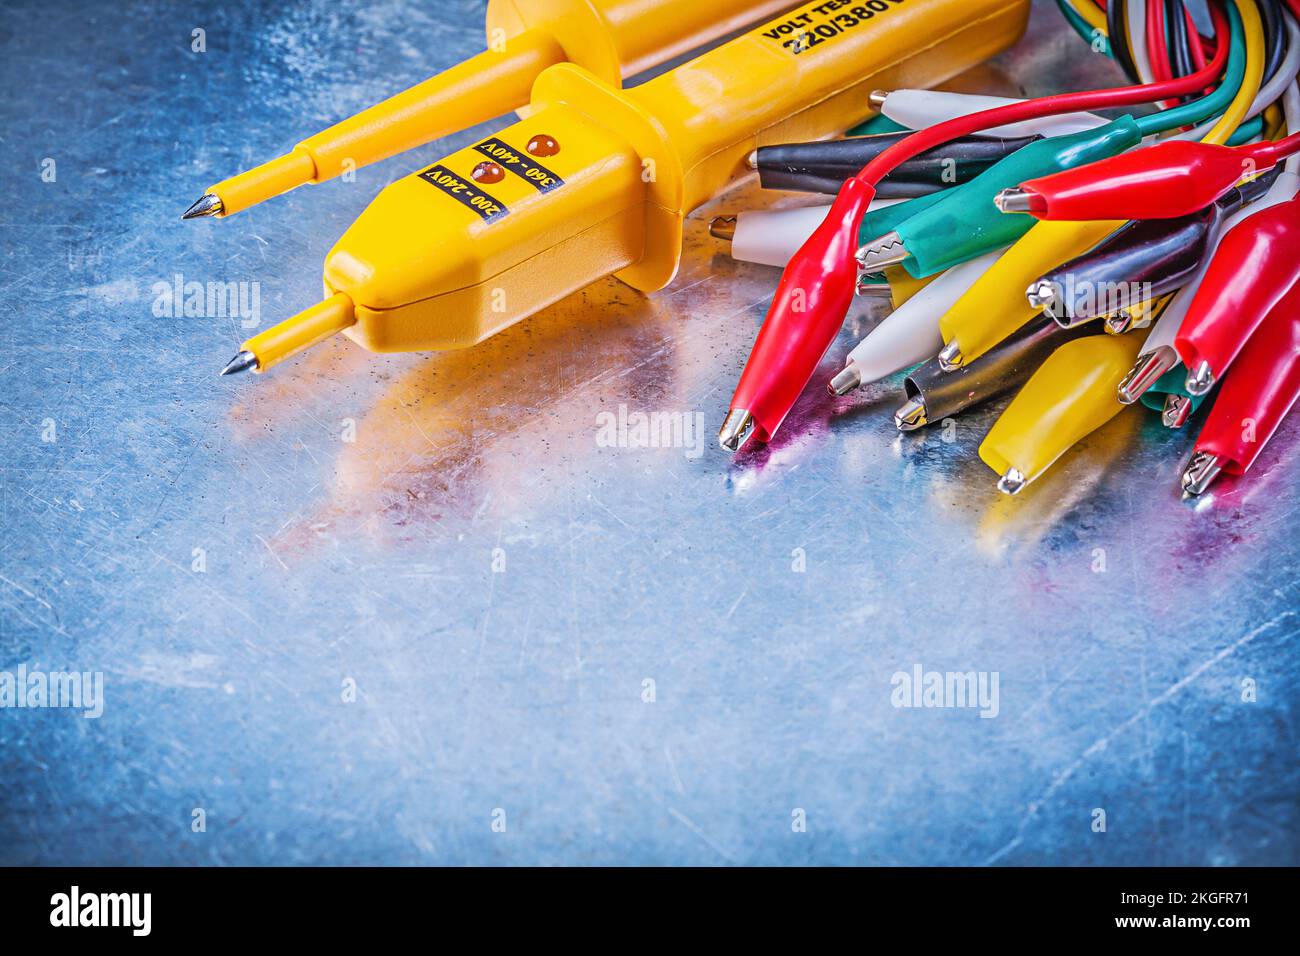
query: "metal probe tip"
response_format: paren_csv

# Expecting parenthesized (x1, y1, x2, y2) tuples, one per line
(1181, 451, 1223, 496)
(829, 363, 863, 396)
(219, 350, 259, 376)
(746, 150, 759, 171)
(709, 216, 737, 243)
(1026, 279, 1059, 312)
(182, 193, 224, 220)
(1162, 393, 1193, 429)
(1104, 310, 1133, 335)
(996, 468, 1027, 496)
(993, 187, 1034, 213)
(855, 277, 892, 298)
(1185, 360, 1216, 396)
(893, 397, 928, 432)
(718, 409, 755, 453)
(1118, 347, 1177, 404)
(937, 340, 963, 371)
(855, 231, 908, 271)
(868, 90, 890, 109)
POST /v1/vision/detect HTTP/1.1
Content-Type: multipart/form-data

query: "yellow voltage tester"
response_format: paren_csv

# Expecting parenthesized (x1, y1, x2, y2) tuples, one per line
(220, 0, 1031, 376)
(187, 0, 797, 218)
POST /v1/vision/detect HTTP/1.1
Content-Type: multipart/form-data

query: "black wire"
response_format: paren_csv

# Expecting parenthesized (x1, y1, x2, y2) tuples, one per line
(1108, 0, 1142, 84)
(1259, 0, 1286, 86)
(1167, 1, 1195, 82)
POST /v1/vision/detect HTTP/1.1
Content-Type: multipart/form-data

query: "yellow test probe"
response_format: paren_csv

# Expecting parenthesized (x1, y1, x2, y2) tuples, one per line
(221, 0, 1032, 375)
(978, 330, 1147, 495)
(184, 0, 798, 219)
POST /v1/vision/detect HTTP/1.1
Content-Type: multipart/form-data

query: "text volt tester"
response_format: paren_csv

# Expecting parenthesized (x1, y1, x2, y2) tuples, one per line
(203, 0, 1031, 376)
(185, 0, 797, 219)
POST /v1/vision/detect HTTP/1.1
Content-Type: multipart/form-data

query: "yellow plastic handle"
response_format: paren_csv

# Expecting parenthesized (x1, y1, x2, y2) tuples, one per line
(208, 0, 796, 215)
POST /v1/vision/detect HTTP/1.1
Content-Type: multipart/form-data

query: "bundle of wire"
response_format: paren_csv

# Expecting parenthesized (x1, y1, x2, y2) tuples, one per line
(716, 0, 1300, 499)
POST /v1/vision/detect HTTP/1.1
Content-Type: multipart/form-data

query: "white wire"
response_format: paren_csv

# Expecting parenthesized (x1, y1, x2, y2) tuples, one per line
(1184, 0, 1214, 35)
(1127, 0, 1155, 85)
(1283, 78, 1300, 173)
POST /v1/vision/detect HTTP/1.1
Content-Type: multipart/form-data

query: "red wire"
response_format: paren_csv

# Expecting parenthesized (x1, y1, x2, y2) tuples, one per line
(1149, 1, 1171, 83)
(1185, 6, 1208, 71)
(1249, 129, 1300, 165)
(1148, 1, 1179, 110)
(855, 0, 1230, 188)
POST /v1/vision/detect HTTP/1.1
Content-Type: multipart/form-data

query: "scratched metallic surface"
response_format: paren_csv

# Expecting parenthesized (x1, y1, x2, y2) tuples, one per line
(0, 0, 1296, 866)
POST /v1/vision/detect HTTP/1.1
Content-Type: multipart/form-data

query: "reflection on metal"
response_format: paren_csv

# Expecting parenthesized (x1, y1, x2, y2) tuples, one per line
(3, 0, 1294, 867)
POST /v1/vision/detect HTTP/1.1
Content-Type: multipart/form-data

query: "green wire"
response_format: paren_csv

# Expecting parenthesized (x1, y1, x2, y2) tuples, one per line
(846, 113, 910, 136)
(1053, 0, 1248, 139)
(1135, 2, 1246, 136)
(1055, 0, 1113, 58)
(1227, 114, 1264, 144)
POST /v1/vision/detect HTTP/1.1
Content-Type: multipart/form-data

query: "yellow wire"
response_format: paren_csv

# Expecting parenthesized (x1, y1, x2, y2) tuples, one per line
(1068, 0, 1107, 35)
(1262, 102, 1284, 140)
(1202, 0, 1266, 145)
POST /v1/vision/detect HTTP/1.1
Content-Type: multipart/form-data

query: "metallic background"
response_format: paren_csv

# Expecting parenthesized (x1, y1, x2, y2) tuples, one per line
(1, 0, 1296, 865)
